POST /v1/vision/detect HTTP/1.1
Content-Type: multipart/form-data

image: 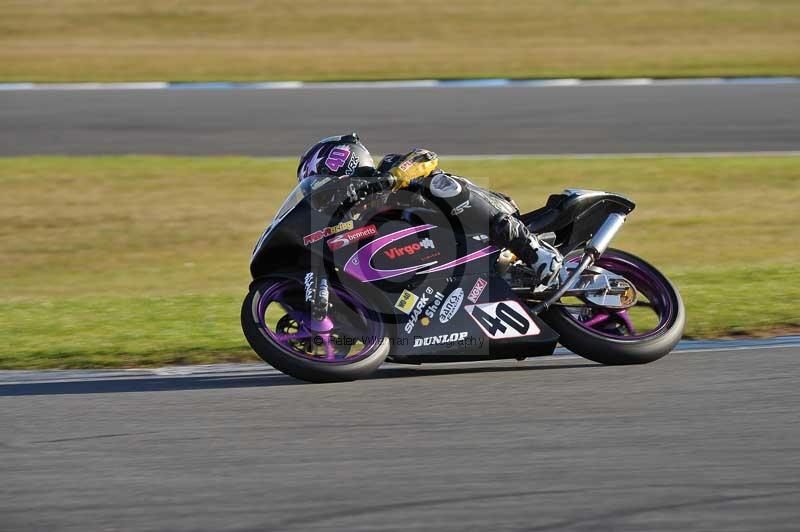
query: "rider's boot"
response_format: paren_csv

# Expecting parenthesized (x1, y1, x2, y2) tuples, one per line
(491, 213, 563, 289)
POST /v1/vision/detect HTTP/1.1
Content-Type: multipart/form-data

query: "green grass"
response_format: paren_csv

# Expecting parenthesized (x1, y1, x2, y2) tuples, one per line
(2, 295, 246, 369)
(1, 155, 799, 369)
(1, 0, 798, 82)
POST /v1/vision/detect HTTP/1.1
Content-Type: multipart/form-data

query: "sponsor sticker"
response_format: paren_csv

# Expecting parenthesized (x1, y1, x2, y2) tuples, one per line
(438, 288, 464, 323)
(465, 300, 540, 340)
(413, 331, 468, 347)
(467, 277, 488, 303)
(450, 200, 471, 216)
(398, 158, 415, 172)
(384, 237, 435, 260)
(424, 290, 444, 322)
(303, 220, 354, 246)
(327, 224, 377, 251)
(404, 286, 445, 334)
(394, 289, 419, 315)
(346, 154, 360, 175)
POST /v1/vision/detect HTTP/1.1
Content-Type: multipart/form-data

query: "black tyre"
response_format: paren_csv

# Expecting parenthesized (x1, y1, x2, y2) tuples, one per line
(241, 277, 390, 382)
(542, 248, 685, 365)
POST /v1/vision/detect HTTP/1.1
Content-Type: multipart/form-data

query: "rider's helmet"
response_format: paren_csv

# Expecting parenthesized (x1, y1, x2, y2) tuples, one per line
(297, 133, 375, 182)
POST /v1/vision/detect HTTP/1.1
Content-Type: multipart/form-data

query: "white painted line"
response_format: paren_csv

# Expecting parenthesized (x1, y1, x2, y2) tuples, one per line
(22, 82, 169, 90)
(0, 338, 797, 385)
(301, 80, 440, 90)
(676, 344, 800, 354)
(0, 83, 35, 91)
(578, 78, 654, 86)
(648, 77, 725, 86)
(1, 77, 798, 91)
(249, 81, 304, 89)
(514, 78, 582, 87)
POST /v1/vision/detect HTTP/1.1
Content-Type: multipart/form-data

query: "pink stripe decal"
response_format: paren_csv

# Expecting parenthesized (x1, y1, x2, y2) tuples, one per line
(420, 245, 500, 273)
(343, 224, 438, 282)
(343, 226, 501, 282)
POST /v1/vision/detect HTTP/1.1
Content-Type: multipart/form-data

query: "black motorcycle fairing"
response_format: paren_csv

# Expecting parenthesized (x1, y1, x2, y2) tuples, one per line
(521, 189, 635, 253)
(388, 274, 558, 362)
(249, 176, 560, 362)
(249, 198, 322, 277)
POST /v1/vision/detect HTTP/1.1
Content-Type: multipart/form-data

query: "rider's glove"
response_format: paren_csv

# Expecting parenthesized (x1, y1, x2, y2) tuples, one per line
(377, 153, 404, 174)
(343, 182, 363, 205)
(341, 176, 395, 206)
(388, 148, 439, 190)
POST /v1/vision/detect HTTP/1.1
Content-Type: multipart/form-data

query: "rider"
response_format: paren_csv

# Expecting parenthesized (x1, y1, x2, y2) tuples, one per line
(297, 133, 563, 287)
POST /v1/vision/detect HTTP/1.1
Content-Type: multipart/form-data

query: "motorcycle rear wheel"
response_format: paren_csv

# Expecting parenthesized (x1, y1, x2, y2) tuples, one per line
(241, 277, 390, 382)
(542, 248, 685, 365)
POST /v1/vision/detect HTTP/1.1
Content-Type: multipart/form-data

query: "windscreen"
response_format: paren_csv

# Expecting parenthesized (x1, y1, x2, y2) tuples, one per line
(271, 175, 337, 223)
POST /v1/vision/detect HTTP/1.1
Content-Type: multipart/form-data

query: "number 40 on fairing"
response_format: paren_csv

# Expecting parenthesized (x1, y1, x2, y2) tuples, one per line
(465, 300, 541, 340)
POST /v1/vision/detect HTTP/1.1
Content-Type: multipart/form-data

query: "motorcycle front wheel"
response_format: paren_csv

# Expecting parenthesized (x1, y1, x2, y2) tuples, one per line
(241, 277, 390, 382)
(542, 248, 685, 365)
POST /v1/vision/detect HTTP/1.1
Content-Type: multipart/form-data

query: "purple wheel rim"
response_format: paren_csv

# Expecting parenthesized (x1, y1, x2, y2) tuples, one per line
(255, 279, 382, 363)
(561, 250, 676, 341)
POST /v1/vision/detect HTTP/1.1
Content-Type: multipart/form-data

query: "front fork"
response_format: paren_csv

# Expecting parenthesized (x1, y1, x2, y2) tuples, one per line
(303, 271, 331, 324)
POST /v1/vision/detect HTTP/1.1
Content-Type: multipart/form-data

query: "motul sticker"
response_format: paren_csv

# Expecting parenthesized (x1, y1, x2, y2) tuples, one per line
(465, 300, 539, 339)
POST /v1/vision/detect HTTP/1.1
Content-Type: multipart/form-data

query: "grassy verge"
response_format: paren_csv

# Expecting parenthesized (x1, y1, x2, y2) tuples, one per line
(1, 1, 798, 82)
(1, 155, 798, 369)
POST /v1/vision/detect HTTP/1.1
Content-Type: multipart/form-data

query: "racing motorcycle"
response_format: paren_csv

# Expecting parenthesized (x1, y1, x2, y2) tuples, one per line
(242, 174, 685, 382)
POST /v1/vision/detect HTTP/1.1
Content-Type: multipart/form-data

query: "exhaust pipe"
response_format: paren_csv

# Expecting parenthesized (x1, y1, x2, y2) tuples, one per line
(532, 213, 626, 314)
(586, 213, 626, 258)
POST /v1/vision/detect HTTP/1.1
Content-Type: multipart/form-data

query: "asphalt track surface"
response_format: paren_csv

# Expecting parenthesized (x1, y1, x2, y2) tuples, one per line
(3, 84, 799, 531)
(2, 84, 800, 156)
(2, 345, 800, 531)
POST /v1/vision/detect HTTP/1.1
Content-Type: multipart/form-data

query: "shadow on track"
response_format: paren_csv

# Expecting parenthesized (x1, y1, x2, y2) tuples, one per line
(0, 373, 300, 396)
(371, 362, 600, 380)
(0, 361, 599, 396)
